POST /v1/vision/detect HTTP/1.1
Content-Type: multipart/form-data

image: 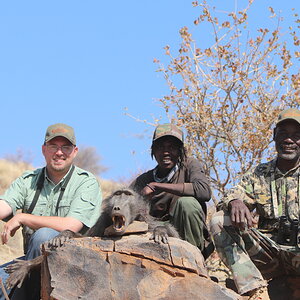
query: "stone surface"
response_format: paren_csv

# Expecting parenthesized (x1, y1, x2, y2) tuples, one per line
(41, 234, 240, 300)
(104, 220, 149, 236)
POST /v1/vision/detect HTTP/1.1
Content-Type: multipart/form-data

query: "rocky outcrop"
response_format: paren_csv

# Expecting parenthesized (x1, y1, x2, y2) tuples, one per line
(41, 234, 240, 300)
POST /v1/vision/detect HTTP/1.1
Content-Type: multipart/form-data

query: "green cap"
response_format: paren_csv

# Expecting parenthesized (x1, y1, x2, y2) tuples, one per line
(276, 108, 300, 126)
(152, 123, 183, 143)
(44, 123, 76, 145)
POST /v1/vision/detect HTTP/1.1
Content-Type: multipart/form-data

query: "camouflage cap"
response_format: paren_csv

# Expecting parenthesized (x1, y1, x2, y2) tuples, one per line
(44, 123, 76, 145)
(152, 123, 184, 143)
(276, 108, 300, 126)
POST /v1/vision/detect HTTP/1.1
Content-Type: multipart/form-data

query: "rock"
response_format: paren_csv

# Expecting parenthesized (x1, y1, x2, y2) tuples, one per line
(41, 234, 240, 300)
(104, 220, 149, 236)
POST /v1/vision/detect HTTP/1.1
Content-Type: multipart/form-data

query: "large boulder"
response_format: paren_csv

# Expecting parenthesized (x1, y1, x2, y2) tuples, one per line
(41, 234, 240, 300)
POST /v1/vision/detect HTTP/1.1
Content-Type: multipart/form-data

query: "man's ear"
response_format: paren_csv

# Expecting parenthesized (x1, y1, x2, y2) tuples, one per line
(42, 144, 46, 156)
(73, 146, 79, 158)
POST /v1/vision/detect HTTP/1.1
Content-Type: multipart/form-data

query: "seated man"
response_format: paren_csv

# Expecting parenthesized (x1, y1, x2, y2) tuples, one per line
(130, 123, 212, 257)
(210, 108, 300, 300)
(0, 123, 102, 300)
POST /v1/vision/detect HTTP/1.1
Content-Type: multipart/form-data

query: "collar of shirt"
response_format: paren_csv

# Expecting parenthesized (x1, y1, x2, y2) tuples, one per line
(44, 166, 74, 187)
(153, 164, 179, 183)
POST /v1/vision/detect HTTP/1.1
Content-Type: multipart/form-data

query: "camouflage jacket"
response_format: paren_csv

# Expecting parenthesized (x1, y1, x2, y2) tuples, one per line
(222, 158, 300, 231)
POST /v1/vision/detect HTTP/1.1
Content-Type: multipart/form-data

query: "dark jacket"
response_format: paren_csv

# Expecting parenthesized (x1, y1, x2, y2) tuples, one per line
(130, 157, 211, 219)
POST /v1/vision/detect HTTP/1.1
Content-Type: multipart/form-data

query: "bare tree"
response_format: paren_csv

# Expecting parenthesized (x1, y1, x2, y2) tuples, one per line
(154, 0, 300, 204)
(4, 148, 33, 165)
(74, 146, 108, 176)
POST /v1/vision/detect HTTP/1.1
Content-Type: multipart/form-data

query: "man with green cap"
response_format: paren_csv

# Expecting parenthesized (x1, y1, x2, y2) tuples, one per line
(130, 123, 212, 257)
(210, 108, 300, 300)
(0, 123, 102, 300)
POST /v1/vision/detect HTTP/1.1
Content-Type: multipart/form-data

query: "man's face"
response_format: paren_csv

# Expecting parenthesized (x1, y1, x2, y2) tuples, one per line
(152, 136, 181, 172)
(42, 136, 78, 174)
(274, 120, 300, 162)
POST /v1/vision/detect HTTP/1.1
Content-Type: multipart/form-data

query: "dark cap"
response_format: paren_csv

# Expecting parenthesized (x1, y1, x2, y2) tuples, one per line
(276, 108, 300, 126)
(44, 123, 76, 145)
(152, 123, 184, 143)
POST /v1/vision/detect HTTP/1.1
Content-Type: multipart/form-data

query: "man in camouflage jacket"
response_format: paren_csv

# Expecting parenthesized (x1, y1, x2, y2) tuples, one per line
(210, 108, 300, 300)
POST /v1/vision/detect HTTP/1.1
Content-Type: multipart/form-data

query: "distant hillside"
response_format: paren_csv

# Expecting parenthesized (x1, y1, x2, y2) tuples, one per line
(0, 159, 33, 194)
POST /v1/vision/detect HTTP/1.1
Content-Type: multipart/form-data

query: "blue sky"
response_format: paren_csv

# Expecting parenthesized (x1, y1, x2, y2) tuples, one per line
(0, 1, 298, 182)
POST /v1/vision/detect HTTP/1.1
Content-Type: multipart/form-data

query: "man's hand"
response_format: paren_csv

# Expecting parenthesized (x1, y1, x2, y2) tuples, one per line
(1, 214, 22, 244)
(229, 199, 254, 230)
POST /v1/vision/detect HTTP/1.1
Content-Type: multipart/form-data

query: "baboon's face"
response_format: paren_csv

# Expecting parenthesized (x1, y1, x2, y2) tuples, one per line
(109, 189, 136, 235)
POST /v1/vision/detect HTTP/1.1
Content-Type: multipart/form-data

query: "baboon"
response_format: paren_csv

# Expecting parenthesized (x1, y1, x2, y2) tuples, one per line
(5, 188, 180, 290)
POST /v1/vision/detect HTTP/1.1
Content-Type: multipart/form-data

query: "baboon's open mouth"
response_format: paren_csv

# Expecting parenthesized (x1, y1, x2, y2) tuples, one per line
(112, 215, 126, 232)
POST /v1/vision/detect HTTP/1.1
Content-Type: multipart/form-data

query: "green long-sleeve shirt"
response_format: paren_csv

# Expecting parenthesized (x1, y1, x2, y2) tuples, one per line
(1, 165, 102, 235)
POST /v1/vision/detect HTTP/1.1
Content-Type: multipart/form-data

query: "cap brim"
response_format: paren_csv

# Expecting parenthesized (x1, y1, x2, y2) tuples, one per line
(45, 134, 75, 145)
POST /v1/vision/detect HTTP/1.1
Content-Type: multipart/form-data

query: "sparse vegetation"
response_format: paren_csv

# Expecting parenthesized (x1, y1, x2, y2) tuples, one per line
(154, 0, 300, 204)
(74, 145, 108, 176)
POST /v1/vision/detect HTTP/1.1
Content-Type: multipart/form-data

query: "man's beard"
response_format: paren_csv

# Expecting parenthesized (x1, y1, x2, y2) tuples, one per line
(51, 162, 68, 172)
(277, 150, 300, 161)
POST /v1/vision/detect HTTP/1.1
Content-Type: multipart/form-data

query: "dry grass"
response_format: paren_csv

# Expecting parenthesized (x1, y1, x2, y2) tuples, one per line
(0, 159, 33, 264)
(0, 222, 24, 264)
(99, 179, 124, 199)
(0, 159, 33, 195)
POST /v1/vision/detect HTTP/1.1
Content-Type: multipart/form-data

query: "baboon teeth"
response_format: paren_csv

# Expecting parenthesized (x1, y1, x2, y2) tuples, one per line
(112, 215, 126, 231)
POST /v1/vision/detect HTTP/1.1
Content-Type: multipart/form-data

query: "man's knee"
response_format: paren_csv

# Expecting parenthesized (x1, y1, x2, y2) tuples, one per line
(30, 227, 59, 246)
(210, 210, 232, 236)
(26, 227, 59, 256)
(175, 196, 204, 216)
